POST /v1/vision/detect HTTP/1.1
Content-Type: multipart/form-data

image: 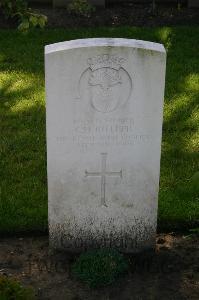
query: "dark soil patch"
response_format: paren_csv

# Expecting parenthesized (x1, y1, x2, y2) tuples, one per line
(0, 233, 198, 299)
(0, 3, 199, 29)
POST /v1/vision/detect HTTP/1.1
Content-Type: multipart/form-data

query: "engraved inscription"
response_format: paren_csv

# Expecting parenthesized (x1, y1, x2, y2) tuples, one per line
(78, 54, 132, 113)
(85, 153, 122, 207)
(56, 117, 152, 151)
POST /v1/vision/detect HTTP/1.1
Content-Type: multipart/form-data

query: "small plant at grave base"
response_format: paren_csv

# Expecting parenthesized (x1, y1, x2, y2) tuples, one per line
(68, 0, 96, 17)
(0, 275, 35, 300)
(0, 0, 47, 31)
(72, 248, 128, 288)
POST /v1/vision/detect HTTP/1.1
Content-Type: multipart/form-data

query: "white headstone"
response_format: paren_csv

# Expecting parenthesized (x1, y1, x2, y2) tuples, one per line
(45, 38, 166, 253)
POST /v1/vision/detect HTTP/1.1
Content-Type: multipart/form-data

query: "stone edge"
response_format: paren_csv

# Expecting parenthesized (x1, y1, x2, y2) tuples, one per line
(45, 38, 166, 55)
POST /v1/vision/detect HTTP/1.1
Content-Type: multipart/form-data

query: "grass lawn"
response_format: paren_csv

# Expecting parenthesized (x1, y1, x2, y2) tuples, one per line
(0, 27, 198, 234)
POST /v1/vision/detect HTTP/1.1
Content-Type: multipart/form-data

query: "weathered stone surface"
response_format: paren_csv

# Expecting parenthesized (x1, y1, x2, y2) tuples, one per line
(45, 38, 166, 252)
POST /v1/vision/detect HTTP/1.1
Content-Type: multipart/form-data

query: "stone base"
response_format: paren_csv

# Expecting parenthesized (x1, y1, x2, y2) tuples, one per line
(53, 0, 105, 8)
(49, 219, 156, 253)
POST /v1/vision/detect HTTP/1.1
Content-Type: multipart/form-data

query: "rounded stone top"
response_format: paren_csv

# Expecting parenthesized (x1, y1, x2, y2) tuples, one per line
(45, 38, 166, 55)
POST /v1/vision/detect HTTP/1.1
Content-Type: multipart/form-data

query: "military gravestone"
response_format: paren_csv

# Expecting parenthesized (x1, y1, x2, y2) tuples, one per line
(45, 38, 166, 252)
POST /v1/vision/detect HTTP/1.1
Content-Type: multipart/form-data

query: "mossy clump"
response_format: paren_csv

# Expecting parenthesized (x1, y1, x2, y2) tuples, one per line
(72, 248, 128, 288)
(0, 275, 35, 300)
(68, 0, 95, 17)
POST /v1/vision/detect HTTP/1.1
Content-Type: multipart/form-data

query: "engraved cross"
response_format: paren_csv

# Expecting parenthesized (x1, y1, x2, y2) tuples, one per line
(85, 153, 122, 207)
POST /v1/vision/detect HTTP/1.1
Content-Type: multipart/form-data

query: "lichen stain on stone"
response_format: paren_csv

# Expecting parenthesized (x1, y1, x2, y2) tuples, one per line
(132, 47, 157, 60)
(49, 216, 156, 253)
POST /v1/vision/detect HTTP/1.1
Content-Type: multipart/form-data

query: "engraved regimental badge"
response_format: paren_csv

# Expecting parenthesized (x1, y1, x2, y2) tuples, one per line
(78, 54, 132, 113)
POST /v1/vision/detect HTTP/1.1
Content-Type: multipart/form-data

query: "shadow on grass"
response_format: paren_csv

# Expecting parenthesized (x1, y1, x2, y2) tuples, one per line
(157, 28, 199, 231)
(0, 75, 47, 234)
(0, 27, 198, 234)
